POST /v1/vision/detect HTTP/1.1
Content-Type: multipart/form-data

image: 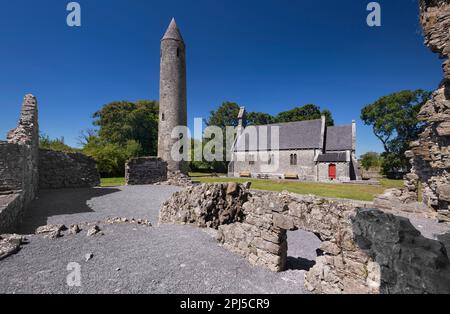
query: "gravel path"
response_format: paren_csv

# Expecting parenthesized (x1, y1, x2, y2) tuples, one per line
(1, 185, 319, 294)
(2, 185, 448, 294)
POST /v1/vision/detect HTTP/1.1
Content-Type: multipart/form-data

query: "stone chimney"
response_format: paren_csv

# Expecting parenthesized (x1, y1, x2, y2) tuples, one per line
(237, 107, 247, 134)
(352, 120, 356, 152)
(320, 115, 327, 153)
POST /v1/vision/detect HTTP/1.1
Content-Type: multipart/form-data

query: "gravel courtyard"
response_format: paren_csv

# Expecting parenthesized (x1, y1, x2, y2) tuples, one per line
(0, 185, 321, 294)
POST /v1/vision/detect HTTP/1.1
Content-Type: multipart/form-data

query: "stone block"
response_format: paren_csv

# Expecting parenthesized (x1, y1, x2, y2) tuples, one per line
(273, 213, 295, 230)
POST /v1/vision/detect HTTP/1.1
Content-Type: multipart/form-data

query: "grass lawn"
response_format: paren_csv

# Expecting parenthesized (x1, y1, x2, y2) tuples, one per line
(101, 177, 126, 187)
(192, 176, 403, 202)
(100, 174, 403, 202)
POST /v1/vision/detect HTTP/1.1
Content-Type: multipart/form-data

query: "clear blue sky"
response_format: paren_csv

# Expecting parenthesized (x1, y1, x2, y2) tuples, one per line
(0, 0, 443, 156)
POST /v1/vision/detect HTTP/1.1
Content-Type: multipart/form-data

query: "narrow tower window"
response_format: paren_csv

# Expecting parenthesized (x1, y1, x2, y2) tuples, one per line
(177, 48, 180, 57)
(161, 113, 165, 121)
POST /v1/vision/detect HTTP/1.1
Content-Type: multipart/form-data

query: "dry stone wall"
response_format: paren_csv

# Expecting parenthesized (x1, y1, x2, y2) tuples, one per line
(125, 157, 168, 185)
(39, 149, 100, 189)
(1, 95, 100, 233)
(0, 95, 39, 233)
(160, 183, 450, 294)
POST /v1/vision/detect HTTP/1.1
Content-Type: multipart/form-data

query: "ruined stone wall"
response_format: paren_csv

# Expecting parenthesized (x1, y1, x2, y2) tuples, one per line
(39, 149, 100, 189)
(0, 194, 22, 234)
(0, 95, 39, 233)
(160, 183, 450, 294)
(125, 157, 168, 185)
(0, 142, 27, 192)
(375, 0, 450, 219)
(406, 0, 450, 219)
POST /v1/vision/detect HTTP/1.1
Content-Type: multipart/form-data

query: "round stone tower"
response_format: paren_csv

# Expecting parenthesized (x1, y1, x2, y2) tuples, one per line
(158, 18, 187, 174)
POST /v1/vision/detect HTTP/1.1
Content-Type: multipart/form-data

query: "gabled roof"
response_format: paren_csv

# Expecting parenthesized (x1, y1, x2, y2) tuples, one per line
(317, 152, 348, 162)
(162, 18, 184, 42)
(326, 125, 353, 151)
(234, 119, 323, 152)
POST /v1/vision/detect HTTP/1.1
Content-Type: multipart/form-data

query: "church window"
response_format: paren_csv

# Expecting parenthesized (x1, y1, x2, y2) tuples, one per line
(248, 154, 255, 165)
(290, 154, 298, 166)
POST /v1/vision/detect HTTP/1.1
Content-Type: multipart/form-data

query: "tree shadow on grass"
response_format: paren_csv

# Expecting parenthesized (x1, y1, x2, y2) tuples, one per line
(18, 187, 121, 234)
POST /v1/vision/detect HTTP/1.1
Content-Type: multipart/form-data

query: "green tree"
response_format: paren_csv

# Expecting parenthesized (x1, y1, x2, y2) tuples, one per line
(360, 152, 382, 171)
(247, 112, 275, 126)
(361, 90, 430, 176)
(39, 134, 78, 153)
(93, 100, 159, 156)
(83, 137, 142, 177)
(276, 104, 334, 126)
(203, 102, 244, 173)
(206, 101, 241, 128)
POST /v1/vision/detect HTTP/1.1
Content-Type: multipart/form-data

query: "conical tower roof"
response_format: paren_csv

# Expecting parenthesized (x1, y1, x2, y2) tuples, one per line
(162, 18, 184, 42)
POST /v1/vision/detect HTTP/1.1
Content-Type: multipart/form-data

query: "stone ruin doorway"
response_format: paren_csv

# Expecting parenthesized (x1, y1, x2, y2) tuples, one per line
(286, 229, 322, 272)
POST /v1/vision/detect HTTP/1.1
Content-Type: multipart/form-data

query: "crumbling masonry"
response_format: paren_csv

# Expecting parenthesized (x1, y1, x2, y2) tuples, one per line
(0, 95, 39, 233)
(160, 183, 450, 294)
(375, 0, 450, 221)
(0, 95, 100, 234)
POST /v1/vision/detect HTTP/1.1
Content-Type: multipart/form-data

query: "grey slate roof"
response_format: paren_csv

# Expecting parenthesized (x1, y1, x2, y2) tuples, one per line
(325, 125, 353, 151)
(162, 18, 184, 42)
(235, 119, 323, 151)
(317, 152, 347, 162)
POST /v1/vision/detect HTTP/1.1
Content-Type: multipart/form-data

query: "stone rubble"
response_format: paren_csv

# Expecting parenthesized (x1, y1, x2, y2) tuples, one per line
(69, 224, 81, 235)
(154, 171, 194, 188)
(159, 182, 250, 228)
(106, 217, 152, 227)
(87, 225, 102, 237)
(35, 224, 66, 239)
(0, 234, 26, 260)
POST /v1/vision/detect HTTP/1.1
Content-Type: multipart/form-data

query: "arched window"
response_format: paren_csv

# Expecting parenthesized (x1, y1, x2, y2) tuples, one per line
(290, 154, 298, 166)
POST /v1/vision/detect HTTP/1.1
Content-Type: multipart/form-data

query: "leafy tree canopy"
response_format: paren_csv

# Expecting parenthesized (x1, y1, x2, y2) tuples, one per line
(360, 152, 382, 171)
(361, 89, 430, 175)
(206, 102, 241, 128)
(247, 112, 275, 126)
(93, 100, 159, 156)
(39, 134, 79, 153)
(276, 104, 335, 126)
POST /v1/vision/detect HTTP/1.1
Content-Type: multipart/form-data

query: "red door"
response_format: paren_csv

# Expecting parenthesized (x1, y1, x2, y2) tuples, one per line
(329, 164, 337, 180)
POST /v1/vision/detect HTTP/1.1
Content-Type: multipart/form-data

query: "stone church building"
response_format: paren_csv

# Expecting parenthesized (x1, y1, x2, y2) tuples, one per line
(228, 109, 360, 182)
